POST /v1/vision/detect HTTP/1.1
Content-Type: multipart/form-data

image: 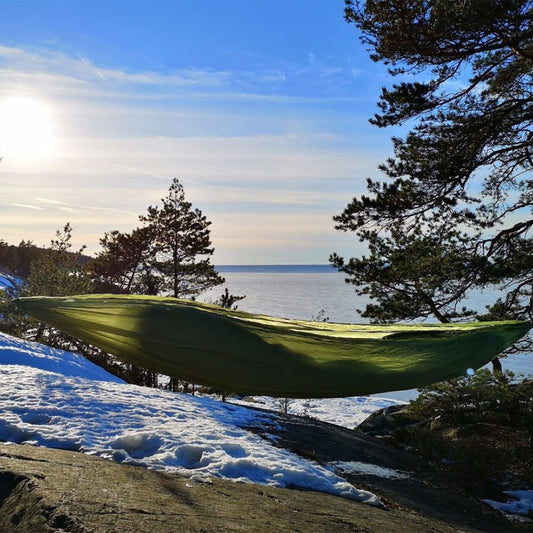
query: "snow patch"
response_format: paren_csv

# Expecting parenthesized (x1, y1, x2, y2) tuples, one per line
(0, 332, 124, 383)
(483, 490, 533, 521)
(0, 272, 17, 291)
(230, 395, 404, 429)
(0, 332, 383, 505)
(331, 460, 411, 480)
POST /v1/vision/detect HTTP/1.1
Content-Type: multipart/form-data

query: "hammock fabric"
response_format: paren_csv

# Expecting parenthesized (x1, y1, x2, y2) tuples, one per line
(15, 294, 532, 398)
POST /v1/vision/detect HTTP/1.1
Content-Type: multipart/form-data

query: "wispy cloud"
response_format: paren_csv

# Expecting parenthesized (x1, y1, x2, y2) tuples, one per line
(0, 45, 370, 105)
(0, 46, 230, 89)
(10, 203, 43, 210)
(111, 163, 171, 181)
(81, 205, 141, 218)
(34, 196, 69, 205)
(0, 42, 387, 262)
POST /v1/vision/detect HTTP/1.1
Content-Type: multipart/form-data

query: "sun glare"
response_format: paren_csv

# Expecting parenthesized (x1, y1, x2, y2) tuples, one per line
(0, 97, 55, 160)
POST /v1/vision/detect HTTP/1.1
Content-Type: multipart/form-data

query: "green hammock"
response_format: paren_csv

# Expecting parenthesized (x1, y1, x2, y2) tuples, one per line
(15, 294, 531, 398)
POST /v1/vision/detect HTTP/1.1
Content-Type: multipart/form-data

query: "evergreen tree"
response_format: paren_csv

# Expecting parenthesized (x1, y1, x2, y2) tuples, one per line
(91, 179, 224, 299)
(0, 230, 89, 337)
(214, 287, 246, 310)
(0, 239, 41, 280)
(17, 223, 90, 344)
(1, 226, 153, 384)
(90, 226, 159, 295)
(23, 223, 91, 298)
(333, 1, 533, 344)
(140, 178, 224, 298)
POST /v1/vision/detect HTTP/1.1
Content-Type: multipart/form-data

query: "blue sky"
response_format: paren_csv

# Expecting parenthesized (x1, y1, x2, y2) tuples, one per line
(0, 0, 396, 264)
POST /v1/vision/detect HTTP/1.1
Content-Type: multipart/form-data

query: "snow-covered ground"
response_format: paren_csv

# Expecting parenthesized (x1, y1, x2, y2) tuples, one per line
(230, 395, 402, 430)
(0, 271, 17, 291)
(1, 331, 531, 520)
(483, 491, 533, 522)
(0, 332, 397, 505)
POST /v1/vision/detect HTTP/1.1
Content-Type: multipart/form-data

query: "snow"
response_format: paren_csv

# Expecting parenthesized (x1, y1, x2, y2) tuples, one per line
(0, 272, 17, 291)
(1, 332, 530, 521)
(483, 490, 533, 521)
(332, 461, 411, 480)
(0, 332, 386, 505)
(0, 332, 124, 382)
(231, 395, 404, 429)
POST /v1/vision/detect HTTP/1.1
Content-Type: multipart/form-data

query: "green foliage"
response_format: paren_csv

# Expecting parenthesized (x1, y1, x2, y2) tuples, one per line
(22, 223, 91, 298)
(396, 370, 533, 491)
(214, 287, 246, 310)
(332, 224, 482, 323)
(93, 178, 224, 299)
(0, 239, 53, 280)
(15, 224, 92, 350)
(408, 369, 533, 430)
(1, 224, 91, 338)
(0, 295, 25, 337)
(140, 178, 224, 298)
(90, 226, 157, 295)
(334, 1, 533, 332)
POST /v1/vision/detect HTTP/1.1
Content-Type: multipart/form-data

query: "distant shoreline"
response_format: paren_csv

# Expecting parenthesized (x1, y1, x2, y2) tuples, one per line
(215, 265, 337, 273)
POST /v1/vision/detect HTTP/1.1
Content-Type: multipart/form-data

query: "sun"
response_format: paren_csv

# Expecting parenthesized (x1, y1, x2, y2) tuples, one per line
(0, 97, 55, 160)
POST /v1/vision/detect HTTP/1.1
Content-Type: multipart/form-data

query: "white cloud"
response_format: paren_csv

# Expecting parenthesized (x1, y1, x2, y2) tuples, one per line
(10, 203, 43, 211)
(0, 44, 388, 262)
(0, 45, 230, 89)
(34, 197, 69, 205)
(0, 45, 373, 105)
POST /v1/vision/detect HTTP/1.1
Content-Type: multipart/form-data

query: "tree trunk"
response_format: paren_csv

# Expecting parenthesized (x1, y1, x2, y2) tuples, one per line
(491, 357, 503, 374)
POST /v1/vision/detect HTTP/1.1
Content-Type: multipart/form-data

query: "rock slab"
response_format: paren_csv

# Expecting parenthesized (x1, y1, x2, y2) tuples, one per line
(0, 435, 520, 533)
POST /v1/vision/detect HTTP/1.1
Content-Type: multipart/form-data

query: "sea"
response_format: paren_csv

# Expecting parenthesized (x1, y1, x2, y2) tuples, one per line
(200, 264, 532, 401)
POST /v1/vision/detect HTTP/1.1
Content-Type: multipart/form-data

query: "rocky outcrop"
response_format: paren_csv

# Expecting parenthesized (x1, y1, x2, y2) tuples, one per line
(0, 411, 525, 533)
(356, 404, 423, 437)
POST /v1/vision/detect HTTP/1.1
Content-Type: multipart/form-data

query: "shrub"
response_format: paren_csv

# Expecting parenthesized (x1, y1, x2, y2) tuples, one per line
(407, 369, 533, 431)
(395, 370, 533, 493)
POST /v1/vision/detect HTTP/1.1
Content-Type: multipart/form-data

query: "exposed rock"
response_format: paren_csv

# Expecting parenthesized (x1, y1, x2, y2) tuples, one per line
(253, 411, 527, 532)
(0, 411, 527, 532)
(356, 404, 424, 437)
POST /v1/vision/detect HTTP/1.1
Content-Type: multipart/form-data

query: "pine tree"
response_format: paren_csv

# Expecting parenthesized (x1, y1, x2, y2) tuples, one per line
(140, 178, 224, 298)
(333, 1, 533, 333)
(91, 179, 224, 299)
(90, 226, 158, 294)
(23, 223, 90, 298)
